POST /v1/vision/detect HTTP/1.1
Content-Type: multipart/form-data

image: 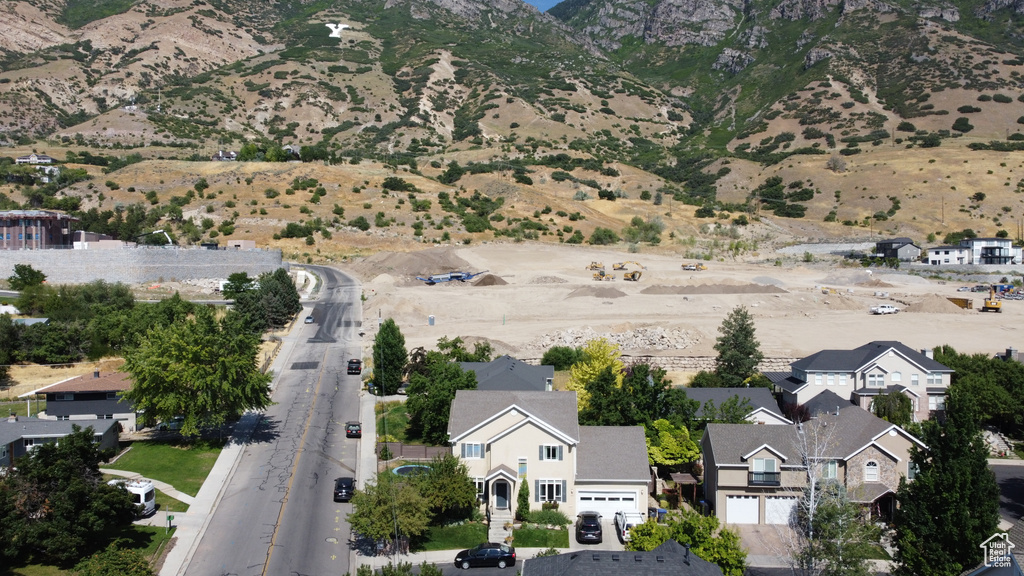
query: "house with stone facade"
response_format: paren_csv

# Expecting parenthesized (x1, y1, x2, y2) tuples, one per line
(701, 403, 923, 525)
(765, 341, 953, 422)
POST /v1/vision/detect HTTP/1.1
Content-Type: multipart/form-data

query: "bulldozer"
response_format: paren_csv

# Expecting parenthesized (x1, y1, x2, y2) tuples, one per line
(623, 271, 642, 282)
(613, 261, 645, 270)
(586, 261, 604, 271)
(593, 270, 615, 281)
(981, 286, 1002, 313)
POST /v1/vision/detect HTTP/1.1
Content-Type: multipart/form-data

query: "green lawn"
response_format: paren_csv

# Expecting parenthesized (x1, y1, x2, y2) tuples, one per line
(377, 400, 416, 444)
(109, 440, 224, 496)
(512, 526, 569, 548)
(155, 489, 190, 513)
(0, 400, 46, 417)
(412, 523, 487, 551)
(0, 526, 175, 576)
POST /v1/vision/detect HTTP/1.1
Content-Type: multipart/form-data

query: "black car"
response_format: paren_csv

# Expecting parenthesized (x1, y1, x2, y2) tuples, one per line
(454, 543, 516, 569)
(345, 421, 362, 438)
(575, 511, 603, 544)
(347, 359, 362, 375)
(333, 477, 354, 502)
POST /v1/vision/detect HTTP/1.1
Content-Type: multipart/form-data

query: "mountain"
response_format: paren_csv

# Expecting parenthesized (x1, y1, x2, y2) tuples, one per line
(0, 0, 1023, 257)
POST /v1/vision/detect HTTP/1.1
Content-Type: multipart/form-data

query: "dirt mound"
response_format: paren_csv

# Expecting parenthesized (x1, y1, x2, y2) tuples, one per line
(857, 278, 895, 288)
(567, 286, 627, 299)
(904, 294, 972, 314)
(474, 274, 508, 286)
(351, 247, 475, 283)
(530, 275, 568, 284)
(640, 283, 788, 295)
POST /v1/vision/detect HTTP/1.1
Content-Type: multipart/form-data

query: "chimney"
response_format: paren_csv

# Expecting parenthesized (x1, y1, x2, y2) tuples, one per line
(7, 412, 16, 423)
(921, 349, 934, 359)
(1007, 348, 1017, 361)
(94, 370, 100, 378)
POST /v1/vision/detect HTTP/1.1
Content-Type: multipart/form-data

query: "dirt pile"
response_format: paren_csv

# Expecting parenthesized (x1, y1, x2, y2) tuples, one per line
(351, 247, 475, 283)
(530, 275, 568, 284)
(639, 283, 787, 295)
(904, 294, 972, 314)
(474, 274, 508, 286)
(566, 286, 627, 298)
(534, 326, 699, 353)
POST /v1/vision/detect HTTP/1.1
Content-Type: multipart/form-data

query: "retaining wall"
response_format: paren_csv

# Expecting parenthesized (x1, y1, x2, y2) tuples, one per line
(520, 356, 798, 373)
(0, 247, 284, 284)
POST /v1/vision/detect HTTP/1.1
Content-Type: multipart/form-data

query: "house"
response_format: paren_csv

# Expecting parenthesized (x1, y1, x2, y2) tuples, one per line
(701, 403, 924, 525)
(996, 347, 1024, 363)
(447, 390, 650, 521)
(765, 341, 953, 422)
(211, 150, 238, 161)
(0, 209, 79, 250)
(521, 539, 724, 576)
(681, 387, 790, 425)
(458, 355, 554, 392)
(926, 245, 970, 265)
(0, 415, 119, 467)
(875, 237, 921, 261)
(15, 153, 54, 164)
(926, 238, 1023, 266)
(19, 371, 139, 431)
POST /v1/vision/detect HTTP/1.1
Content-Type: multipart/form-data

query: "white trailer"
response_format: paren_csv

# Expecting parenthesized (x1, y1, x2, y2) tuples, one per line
(108, 478, 156, 516)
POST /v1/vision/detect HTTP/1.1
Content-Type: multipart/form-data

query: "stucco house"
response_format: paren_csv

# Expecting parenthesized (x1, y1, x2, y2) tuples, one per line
(701, 403, 923, 525)
(926, 245, 970, 265)
(458, 355, 554, 392)
(20, 371, 139, 431)
(0, 415, 119, 467)
(765, 341, 953, 422)
(447, 390, 650, 524)
(682, 387, 790, 425)
(926, 237, 1023, 265)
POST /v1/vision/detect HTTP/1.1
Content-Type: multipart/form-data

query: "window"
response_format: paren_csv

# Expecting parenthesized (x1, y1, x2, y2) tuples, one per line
(753, 458, 777, 473)
(56, 415, 69, 421)
(106, 392, 118, 399)
(908, 463, 919, 481)
(891, 372, 901, 382)
(911, 374, 919, 386)
(839, 373, 847, 386)
(927, 373, 943, 386)
(540, 445, 563, 461)
(827, 373, 835, 386)
(537, 479, 565, 502)
(474, 478, 485, 498)
(24, 438, 38, 450)
(100, 414, 113, 420)
(518, 458, 527, 479)
(822, 460, 838, 480)
(929, 395, 946, 411)
(0, 444, 7, 460)
(814, 373, 823, 385)
(461, 443, 483, 459)
(55, 393, 74, 401)
(864, 461, 879, 482)
(867, 374, 884, 388)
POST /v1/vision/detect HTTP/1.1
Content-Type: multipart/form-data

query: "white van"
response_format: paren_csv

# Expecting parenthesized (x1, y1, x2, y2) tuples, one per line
(614, 510, 645, 542)
(109, 479, 156, 517)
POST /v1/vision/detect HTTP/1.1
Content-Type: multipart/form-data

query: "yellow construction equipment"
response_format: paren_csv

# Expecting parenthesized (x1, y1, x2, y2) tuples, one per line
(981, 286, 1002, 313)
(682, 263, 707, 271)
(623, 271, 642, 282)
(613, 261, 645, 270)
(586, 262, 604, 271)
(947, 297, 974, 310)
(593, 270, 615, 281)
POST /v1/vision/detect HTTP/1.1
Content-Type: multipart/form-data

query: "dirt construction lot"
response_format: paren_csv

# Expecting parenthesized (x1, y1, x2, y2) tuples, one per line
(351, 243, 1020, 369)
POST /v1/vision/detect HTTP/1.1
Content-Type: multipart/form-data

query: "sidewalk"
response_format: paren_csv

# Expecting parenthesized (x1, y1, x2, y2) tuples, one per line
(101, 468, 196, 506)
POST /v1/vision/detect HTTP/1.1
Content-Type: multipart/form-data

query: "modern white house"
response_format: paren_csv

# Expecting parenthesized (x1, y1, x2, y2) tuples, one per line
(926, 237, 1022, 265)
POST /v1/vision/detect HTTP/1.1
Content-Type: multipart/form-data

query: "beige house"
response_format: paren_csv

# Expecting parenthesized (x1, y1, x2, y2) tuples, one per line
(701, 403, 924, 525)
(447, 390, 650, 523)
(767, 341, 953, 422)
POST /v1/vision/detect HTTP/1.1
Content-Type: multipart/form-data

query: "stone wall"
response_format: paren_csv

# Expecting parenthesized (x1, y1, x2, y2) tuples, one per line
(0, 247, 284, 284)
(520, 356, 797, 373)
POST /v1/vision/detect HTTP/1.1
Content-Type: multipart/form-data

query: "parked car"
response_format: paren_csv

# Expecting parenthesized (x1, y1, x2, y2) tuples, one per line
(575, 511, 603, 544)
(333, 477, 354, 502)
(870, 304, 900, 315)
(304, 315, 315, 324)
(614, 510, 645, 542)
(454, 543, 516, 569)
(347, 359, 362, 375)
(157, 416, 184, 431)
(345, 421, 362, 438)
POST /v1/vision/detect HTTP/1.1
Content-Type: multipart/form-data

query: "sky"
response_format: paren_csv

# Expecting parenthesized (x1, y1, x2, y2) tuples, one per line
(525, 0, 562, 12)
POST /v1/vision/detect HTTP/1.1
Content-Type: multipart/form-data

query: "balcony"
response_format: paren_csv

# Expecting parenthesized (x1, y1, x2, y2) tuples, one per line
(749, 471, 781, 486)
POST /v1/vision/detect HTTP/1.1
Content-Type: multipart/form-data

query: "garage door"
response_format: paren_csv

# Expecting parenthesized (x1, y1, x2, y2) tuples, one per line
(725, 495, 759, 524)
(765, 496, 797, 525)
(577, 491, 638, 518)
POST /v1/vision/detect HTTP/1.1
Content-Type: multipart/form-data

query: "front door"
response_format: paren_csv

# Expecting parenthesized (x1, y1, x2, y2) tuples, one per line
(494, 480, 509, 509)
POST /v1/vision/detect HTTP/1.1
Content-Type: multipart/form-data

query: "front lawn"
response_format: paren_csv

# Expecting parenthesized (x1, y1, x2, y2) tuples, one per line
(512, 526, 569, 548)
(108, 440, 224, 496)
(412, 523, 488, 551)
(377, 400, 417, 444)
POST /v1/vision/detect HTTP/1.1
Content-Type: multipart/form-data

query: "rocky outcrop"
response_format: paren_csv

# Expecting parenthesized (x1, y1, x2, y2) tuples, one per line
(578, 0, 744, 50)
(713, 48, 754, 74)
(978, 0, 1024, 17)
(770, 0, 841, 20)
(918, 5, 960, 20)
(805, 47, 833, 69)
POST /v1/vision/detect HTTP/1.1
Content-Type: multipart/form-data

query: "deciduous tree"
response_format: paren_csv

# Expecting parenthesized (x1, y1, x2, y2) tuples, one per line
(347, 474, 431, 544)
(872, 391, 914, 427)
(373, 319, 408, 395)
(645, 419, 700, 468)
(713, 306, 763, 387)
(7, 263, 46, 290)
(421, 453, 478, 524)
(406, 351, 476, 444)
(73, 544, 154, 576)
(567, 338, 624, 409)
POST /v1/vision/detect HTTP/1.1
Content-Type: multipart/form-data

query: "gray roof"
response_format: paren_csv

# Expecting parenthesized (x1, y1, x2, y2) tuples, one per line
(577, 426, 649, 482)
(522, 539, 723, 576)
(803, 389, 854, 416)
(876, 237, 915, 246)
(447, 390, 579, 442)
(0, 416, 118, 446)
(791, 341, 952, 374)
(682, 388, 784, 420)
(458, 355, 554, 393)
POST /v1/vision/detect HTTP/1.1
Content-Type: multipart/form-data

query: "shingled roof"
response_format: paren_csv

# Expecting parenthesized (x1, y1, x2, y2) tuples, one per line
(522, 539, 723, 576)
(577, 426, 650, 482)
(458, 355, 554, 392)
(682, 387, 786, 421)
(792, 341, 952, 373)
(21, 371, 133, 396)
(447, 390, 579, 443)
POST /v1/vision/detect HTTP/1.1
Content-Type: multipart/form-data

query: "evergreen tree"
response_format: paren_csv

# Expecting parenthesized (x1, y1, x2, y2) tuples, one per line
(516, 480, 530, 521)
(713, 306, 763, 387)
(373, 318, 408, 395)
(893, 387, 1000, 576)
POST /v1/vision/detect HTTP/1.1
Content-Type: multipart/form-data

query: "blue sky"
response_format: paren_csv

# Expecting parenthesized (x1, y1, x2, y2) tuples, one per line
(525, 0, 562, 11)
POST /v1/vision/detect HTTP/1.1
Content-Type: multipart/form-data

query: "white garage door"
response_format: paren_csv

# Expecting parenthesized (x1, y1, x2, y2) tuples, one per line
(577, 491, 638, 518)
(765, 496, 797, 525)
(726, 495, 759, 524)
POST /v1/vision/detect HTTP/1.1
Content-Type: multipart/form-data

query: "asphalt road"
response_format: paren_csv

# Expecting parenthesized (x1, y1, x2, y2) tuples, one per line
(184, 265, 363, 576)
(991, 461, 1024, 525)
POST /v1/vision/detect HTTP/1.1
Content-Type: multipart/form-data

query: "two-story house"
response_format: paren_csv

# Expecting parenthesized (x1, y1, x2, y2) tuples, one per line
(447, 390, 650, 521)
(766, 341, 953, 422)
(701, 403, 924, 525)
(21, 371, 138, 431)
(875, 237, 921, 261)
(926, 237, 1023, 266)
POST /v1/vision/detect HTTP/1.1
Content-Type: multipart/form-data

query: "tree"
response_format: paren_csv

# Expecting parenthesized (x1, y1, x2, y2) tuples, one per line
(221, 272, 254, 299)
(257, 268, 302, 329)
(578, 367, 633, 426)
(0, 314, 16, 381)
(645, 419, 700, 468)
(587, 227, 620, 245)
(8, 263, 46, 290)
(540, 345, 582, 370)
(872, 392, 914, 427)
(121, 306, 272, 437)
(405, 351, 477, 444)
(373, 319, 408, 395)
(826, 156, 847, 173)
(435, 336, 492, 363)
(347, 474, 431, 544)
(567, 338, 624, 409)
(794, 483, 875, 576)
(630, 508, 747, 576)
(713, 307, 764, 387)
(421, 454, 477, 524)
(516, 479, 530, 522)
(699, 396, 754, 424)
(73, 544, 154, 576)
(626, 519, 670, 551)
(622, 363, 672, 426)
(893, 387, 999, 576)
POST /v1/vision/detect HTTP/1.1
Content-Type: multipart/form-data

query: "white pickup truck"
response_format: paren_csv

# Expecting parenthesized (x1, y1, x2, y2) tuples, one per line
(870, 304, 900, 315)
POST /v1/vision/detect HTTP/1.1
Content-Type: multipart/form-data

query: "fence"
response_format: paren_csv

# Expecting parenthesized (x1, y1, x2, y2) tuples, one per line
(376, 442, 448, 461)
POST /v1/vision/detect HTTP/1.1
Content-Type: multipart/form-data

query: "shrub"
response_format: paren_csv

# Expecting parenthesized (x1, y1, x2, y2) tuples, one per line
(541, 346, 582, 370)
(952, 117, 974, 133)
(957, 105, 982, 113)
(978, 94, 993, 102)
(994, 93, 1013, 103)
(528, 509, 570, 526)
(896, 121, 916, 132)
(348, 216, 370, 231)
(588, 227, 619, 245)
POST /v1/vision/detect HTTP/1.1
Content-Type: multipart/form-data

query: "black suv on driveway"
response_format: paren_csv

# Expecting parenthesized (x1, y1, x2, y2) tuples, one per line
(575, 511, 603, 544)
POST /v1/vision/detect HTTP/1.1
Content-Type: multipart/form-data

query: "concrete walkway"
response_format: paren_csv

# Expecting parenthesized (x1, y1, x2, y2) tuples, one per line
(101, 468, 196, 506)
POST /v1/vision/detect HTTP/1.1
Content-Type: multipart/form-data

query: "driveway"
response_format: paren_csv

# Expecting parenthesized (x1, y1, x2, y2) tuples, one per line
(990, 460, 1024, 527)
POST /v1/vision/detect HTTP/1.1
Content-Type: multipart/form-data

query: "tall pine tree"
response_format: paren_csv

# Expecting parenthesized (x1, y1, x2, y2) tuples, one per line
(373, 318, 408, 395)
(713, 306, 763, 387)
(893, 387, 999, 576)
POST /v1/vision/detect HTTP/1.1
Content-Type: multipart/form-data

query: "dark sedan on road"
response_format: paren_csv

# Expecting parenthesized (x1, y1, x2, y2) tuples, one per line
(454, 543, 516, 569)
(333, 477, 354, 502)
(347, 359, 362, 374)
(346, 421, 362, 438)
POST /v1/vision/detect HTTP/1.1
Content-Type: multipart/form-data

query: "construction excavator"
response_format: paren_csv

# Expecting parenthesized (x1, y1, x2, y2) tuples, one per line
(586, 262, 604, 271)
(623, 271, 642, 282)
(593, 270, 615, 281)
(981, 286, 1003, 313)
(613, 261, 645, 270)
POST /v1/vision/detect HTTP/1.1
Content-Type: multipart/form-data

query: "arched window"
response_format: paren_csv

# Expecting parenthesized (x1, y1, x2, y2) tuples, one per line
(864, 460, 879, 482)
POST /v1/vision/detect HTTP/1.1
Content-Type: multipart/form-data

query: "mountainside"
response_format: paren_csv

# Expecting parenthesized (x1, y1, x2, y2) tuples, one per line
(1, 0, 1024, 261)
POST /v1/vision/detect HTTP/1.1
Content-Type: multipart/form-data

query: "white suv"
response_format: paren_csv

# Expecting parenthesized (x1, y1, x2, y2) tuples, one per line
(614, 510, 645, 542)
